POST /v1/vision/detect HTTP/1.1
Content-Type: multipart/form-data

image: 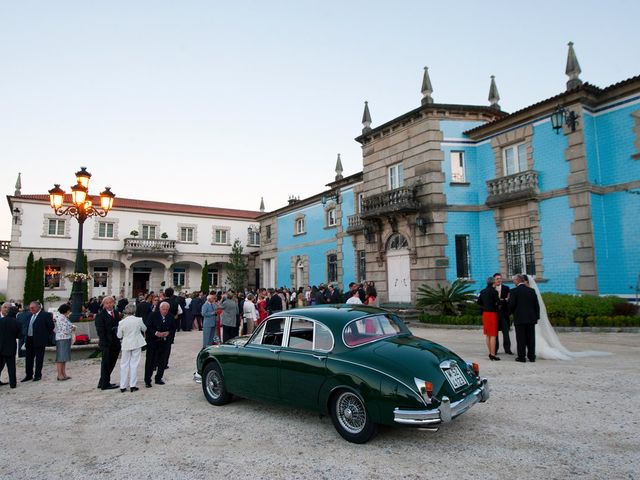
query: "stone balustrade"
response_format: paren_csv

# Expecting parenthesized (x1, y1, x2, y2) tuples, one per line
(486, 170, 539, 206)
(346, 214, 363, 233)
(123, 237, 177, 256)
(360, 186, 420, 219)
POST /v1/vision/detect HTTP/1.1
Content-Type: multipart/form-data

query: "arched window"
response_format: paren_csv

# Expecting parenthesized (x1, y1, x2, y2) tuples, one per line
(387, 233, 408, 250)
(327, 254, 338, 283)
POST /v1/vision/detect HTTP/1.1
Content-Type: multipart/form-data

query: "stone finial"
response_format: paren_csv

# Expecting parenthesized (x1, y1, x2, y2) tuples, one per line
(259, 197, 265, 212)
(362, 101, 372, 134)
(421, 66, 434, 105)
(335, 153, 343, 181)
(14, 172, 22, 196)
(488, 75, 500, 109)
(565, 41, 583, 90)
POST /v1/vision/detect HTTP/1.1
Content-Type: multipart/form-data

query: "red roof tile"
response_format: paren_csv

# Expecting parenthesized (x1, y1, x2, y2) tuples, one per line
(9, 194, 262, 220)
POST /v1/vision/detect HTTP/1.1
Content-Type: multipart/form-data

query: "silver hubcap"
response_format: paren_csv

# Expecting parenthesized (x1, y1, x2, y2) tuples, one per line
(205, 369, 222, 400)
(336, 392, 366, 434)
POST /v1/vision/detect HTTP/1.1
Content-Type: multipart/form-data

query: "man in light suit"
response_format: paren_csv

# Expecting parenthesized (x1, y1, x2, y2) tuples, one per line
(509, 274, 540, 363)
(21, 301, 54, 382)
(201, 294, 219, 347)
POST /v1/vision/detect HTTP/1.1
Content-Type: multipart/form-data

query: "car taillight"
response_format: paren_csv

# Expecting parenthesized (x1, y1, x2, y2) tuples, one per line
(472, 363, 480, 376)
(424, 381, 433, 399)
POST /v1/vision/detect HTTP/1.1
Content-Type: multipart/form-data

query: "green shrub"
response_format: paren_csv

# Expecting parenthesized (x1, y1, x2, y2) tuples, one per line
(541, 293, 629, 323)
(418, 312, 639, 328)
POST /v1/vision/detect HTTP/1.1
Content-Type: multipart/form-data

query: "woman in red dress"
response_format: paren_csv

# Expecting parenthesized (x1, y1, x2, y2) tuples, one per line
(256, 290, 268, 325)
(477, 277, 500, 361)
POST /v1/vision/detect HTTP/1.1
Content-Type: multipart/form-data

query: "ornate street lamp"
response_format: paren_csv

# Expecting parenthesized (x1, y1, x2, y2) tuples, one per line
(48, 167, 115, 321)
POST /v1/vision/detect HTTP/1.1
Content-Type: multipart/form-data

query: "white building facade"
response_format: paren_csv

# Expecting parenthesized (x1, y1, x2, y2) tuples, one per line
(4, 193, 261, 303)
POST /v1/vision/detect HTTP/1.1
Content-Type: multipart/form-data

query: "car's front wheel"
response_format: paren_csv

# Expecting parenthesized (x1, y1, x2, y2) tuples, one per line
(202, 362, 231, 405)
(330, 390, 377, 443)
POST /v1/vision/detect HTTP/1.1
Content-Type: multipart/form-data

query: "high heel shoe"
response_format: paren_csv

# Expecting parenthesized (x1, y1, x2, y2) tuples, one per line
(489, 354, 501, 361)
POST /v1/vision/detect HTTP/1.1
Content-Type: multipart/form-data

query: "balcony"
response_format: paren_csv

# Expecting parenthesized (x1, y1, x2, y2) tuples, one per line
(360, 186, 420, 219)
(122, 238, 177, 257)
(486, 170, 539, 207)
(0, 240, 9, 260)
(346, 214, 364, 233)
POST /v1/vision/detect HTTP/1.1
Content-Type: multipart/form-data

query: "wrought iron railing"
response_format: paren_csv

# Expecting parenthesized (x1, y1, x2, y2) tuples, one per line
(486, 170, 539, 206)
(360, 186, 420, 218)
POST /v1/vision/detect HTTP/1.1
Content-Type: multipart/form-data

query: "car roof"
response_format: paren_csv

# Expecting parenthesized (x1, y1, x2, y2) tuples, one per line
(273, 304, 391, 328)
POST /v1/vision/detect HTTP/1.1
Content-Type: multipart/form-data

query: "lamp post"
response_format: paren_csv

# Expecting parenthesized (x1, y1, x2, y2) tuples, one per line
(48, 167, 115, 322)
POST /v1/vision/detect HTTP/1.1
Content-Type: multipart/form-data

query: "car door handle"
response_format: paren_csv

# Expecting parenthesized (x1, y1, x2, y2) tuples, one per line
(312, 354, 326, 361)
(269, 348, 280, 353)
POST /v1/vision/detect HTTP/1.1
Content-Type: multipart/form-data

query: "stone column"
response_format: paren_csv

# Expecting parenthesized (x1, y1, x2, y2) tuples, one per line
(564, 104, 598, 294)
(123, 267, 131, 298)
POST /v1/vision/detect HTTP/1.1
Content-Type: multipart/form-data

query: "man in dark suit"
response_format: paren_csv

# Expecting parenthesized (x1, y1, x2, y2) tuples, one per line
(0, 303, 22, 388)
(21, 301, 54, 382)
(16, 307, 31, 358)
(493, 273, 513, 355)
(144, 301, 175, 388)
(94, 296, 121, 390)
(508, 274, 540, 363)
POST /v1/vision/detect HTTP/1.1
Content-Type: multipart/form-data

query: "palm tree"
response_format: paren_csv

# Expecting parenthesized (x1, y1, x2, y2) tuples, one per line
(416, 279, 476, 315)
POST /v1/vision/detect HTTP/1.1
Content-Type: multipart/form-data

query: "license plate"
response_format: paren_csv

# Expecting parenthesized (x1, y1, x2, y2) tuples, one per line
(443, 365, 468, 390)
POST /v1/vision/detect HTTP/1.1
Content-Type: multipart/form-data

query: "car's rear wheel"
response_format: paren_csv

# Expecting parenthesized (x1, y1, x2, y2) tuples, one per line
(330, 390, 377, 443)
(202, 362, 231, 405)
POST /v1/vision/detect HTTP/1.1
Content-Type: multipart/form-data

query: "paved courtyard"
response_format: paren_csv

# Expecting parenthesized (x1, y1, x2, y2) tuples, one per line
(1, 326, 638, 480)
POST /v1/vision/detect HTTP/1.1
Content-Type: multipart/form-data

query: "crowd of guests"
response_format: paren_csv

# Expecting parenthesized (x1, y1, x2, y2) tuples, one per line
(0, 280, 378, 390)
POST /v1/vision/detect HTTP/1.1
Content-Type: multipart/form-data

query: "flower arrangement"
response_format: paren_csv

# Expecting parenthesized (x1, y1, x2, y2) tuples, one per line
(64, 272, 92, 282)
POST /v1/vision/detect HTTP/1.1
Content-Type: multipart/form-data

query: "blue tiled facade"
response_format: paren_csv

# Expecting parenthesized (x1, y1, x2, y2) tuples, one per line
(261, 77, 640, 300)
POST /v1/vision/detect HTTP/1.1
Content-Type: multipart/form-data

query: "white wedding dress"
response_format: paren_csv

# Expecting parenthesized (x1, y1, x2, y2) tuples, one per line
(528, 276, 611, 360)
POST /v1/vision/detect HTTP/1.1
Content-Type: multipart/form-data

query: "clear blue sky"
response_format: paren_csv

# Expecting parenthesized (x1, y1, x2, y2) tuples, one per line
(1, 0, 639, 290)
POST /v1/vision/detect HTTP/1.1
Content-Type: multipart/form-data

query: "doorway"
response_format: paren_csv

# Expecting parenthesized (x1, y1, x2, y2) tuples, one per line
(132, 268, 151, 297)
(386, 234, 411, 303)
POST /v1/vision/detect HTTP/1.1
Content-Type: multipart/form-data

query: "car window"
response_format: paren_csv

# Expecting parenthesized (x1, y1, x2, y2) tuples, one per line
(261, 317, 286, 346)
(343, 314, 402, 347)
(247, 322, 266, 345)
(314, 322, 333, 352)
(288, 319, 313, 349)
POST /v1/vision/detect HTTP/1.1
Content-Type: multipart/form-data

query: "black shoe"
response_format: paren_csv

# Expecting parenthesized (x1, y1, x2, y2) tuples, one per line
(528, 358, 536, 363)
(145, 382, 152, 388)
(130, 387, 139, 392)
(120, 388, 126, 393)
(515, 357, 526, 363)
(489, 355, 501, 361)
(21, 376, 33, 382)
(505, 350, 514, 355)
(165, 366, 169, 369)
(32, 376, 42, 382)
(155, 379, 165, 385)
(10, 385, 16, 389)
(102, 384, 118, 390)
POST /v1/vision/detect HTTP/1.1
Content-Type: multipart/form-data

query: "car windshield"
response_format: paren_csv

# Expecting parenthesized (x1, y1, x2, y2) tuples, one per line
(343, 314, 405, 347)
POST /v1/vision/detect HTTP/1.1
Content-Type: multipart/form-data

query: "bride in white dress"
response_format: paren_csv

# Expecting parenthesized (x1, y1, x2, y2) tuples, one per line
(526, 276, 611, 360)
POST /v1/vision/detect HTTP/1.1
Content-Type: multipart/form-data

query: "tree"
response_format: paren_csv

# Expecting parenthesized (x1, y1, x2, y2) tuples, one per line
(227, 239, 247, 292)
(200, 259, 210, 293)
(416, 279, 476, 315)
(23, 252, 35, 304)
(32, 257, 45, 305)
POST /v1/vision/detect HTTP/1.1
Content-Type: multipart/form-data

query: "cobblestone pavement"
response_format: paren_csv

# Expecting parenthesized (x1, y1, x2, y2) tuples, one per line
(1, 326, 638, 480)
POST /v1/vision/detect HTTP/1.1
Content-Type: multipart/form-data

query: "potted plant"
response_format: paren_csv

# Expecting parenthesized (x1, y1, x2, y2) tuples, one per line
(161, 232, 168, 239)
(130, 230, 139, 237)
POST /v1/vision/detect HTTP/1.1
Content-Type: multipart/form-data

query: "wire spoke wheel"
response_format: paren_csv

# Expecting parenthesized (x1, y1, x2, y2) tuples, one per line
(205, 369, 222, 400)
(336, 391, 367, 434)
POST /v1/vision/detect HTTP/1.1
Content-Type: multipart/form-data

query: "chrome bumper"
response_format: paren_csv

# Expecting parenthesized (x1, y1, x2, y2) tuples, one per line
(193, 372, 202, 384)
(394, 378, 490, 426)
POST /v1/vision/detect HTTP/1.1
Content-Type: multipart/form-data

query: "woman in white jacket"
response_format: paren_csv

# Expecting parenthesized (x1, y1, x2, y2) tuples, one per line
(116, 303, 147, 392)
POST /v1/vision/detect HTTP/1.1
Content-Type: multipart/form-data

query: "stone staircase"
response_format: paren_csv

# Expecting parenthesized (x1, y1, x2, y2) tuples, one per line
(379, 303, 421, 323)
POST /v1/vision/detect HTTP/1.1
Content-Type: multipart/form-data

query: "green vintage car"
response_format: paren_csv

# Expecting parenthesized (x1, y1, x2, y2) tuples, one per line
(194, 305, 489, 443)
